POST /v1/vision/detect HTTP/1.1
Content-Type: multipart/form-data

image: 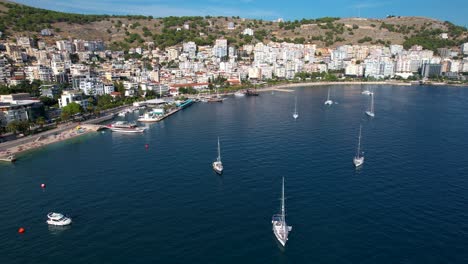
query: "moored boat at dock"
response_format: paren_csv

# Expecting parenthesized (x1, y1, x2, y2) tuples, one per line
(107, 121, 145, 133)
(245, 89, 259, 96)
(234, 91, 245, 97)
(0, 154, 16, 162)
(138, 112, 161, 123)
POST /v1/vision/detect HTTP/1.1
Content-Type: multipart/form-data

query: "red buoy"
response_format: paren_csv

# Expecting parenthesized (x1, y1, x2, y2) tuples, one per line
(18, 227, 25, 233)
(41, 183, 46, 188)
(145, 144, 149, 149)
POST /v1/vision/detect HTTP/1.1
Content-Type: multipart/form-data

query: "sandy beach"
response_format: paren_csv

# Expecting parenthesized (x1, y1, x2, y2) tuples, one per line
(0, 125, 101, 160)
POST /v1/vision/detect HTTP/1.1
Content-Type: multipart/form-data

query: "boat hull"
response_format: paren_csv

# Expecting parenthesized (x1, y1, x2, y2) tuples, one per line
(137, 119, 160, 123)
(353, 156, 364, 167)
(324, 100, 333, 105)
(272, 219, 290, 247)
(365, 111, 375, 117)
(110, 128, 145, 133)
(212, 162, 223, 174)
(47, 218, 72, 226)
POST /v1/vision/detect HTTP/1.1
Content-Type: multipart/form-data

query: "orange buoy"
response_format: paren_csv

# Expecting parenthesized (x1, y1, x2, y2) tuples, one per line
(41, 183, 46, 188)
(18, 227, 25, 233)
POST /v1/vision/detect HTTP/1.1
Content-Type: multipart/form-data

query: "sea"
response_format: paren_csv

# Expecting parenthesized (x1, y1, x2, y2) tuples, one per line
(1, 84, 468, 264)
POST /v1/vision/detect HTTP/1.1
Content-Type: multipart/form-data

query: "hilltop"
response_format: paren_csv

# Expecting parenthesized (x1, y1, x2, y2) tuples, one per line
(0, 0, 467, 52)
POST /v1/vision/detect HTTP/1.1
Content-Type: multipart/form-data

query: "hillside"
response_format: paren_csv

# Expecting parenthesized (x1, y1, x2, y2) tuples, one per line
(0, 0, 467, 52)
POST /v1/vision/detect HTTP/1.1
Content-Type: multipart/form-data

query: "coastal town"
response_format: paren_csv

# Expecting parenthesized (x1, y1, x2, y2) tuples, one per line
(0, 17, 468, 158)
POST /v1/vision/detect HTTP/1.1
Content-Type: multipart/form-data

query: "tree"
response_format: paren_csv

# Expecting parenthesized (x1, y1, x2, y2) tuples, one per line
(7, 120, 30, 135)
(39, 96, 58, 107)
(61, 102, 83, 119)
(35, 117, 45, 128)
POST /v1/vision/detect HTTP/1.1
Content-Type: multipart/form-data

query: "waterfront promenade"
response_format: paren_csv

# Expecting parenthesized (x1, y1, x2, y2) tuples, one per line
(0, 114, 115, 159)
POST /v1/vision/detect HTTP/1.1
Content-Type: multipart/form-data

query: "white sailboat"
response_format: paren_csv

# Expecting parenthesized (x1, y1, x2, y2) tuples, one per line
(212, 137, 223, 174)
(272, 177, 292, 247)
(324, 88, 333, 105)
(353, 125, 365, 167)
(293, 96, 299, 119)
(361, 86, 373, 95)
(365, 93, 375, 117)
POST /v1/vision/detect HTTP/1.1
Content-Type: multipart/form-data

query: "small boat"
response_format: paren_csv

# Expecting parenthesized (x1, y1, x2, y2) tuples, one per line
(0, 155, 16, 162)
(138, 112, 161, 123)
(272, 177, 292, 247)
(234, 91, 245, 97)
(107, 121, 145, 133)
(361, 86, 373, 95)
(324, 88, 333, 105)
(212, 137, 223, 174)
(207, 97, 223, 103)
(353, 125, 365, 167)
(47, 212, 72, 226)
(362, 89, 373, 95)
(365, 93, 375, 117)
(117, 112, 126, 117)
(293, 96, 298, 119)
(245, 89, 259, 96)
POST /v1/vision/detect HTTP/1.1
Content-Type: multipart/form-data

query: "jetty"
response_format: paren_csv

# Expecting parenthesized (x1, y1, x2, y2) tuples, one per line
(157, 99, 194, 122)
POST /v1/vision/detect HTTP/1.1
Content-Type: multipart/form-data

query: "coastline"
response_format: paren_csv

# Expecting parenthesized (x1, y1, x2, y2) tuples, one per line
(0, 125, 98, 160)
(0, 114, 115, 161)
(218, 81, 468, 95)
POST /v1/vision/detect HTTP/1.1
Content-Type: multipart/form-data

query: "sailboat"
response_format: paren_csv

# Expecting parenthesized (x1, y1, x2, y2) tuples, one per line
(365, 93, 375, 117)
(272, 177, 292, 247)
(293, 96, 298, 119)
(353, 125, 365, 167)
(324, 88, 333, 105)
(212, 137, 223, 174)
(361, 86, 373, 95)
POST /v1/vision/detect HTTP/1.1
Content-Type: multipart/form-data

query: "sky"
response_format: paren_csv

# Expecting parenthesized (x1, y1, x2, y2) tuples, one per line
(12, 0, 468, 26)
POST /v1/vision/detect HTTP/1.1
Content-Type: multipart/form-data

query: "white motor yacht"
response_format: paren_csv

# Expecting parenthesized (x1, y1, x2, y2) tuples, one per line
(107, 121, 145, 133)
(47, 212, 72, 226)
(138, 112, 161, 123)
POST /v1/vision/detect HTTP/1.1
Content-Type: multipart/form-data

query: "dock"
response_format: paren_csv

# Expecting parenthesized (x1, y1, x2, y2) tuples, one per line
(157, 99, 195, 122)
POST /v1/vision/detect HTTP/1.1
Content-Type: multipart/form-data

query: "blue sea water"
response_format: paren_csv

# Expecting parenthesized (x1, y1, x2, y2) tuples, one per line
(1, 85, 468, 263)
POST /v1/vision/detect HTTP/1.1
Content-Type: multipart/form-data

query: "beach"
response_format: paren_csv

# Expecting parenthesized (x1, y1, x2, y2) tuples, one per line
(0, 125, 99, 159)
(0, 113, 115, 161)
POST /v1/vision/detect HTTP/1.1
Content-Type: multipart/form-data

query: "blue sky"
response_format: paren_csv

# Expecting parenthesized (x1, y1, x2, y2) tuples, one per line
(12, 0, 468, 25)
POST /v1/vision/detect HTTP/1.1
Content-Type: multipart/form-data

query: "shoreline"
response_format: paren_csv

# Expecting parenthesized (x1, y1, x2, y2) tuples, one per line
(0, 113, 115, 161)
(0, 125, 97, 160)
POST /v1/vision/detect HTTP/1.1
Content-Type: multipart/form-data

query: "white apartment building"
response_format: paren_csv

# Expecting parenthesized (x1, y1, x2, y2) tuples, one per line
(58, 90, 88, 108)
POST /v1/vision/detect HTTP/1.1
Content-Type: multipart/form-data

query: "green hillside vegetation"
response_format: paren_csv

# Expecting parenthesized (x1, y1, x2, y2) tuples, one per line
(0, 1, 466, 51)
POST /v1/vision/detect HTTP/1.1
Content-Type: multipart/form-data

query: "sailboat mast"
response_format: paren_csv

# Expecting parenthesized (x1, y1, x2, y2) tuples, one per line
(371, 94, 374, 113)
(217, 137, 221, 162)
(281, 177, 285, 227)
(327, 88, 330, 101)
(294, 96, 297, 114)
(357, 125, 362, 158)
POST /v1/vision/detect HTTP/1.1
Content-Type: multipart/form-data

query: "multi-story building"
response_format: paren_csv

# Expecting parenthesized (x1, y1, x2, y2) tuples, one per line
(212, 39, 228, 58)
(0, 94, 42, 127)
(421, 63, 442, 78)
(58, 90, 88, 108)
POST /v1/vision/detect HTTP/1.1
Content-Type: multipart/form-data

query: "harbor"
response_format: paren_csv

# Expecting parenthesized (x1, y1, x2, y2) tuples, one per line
(3, 85, 468, 263)
(0, 99, 195, 161)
